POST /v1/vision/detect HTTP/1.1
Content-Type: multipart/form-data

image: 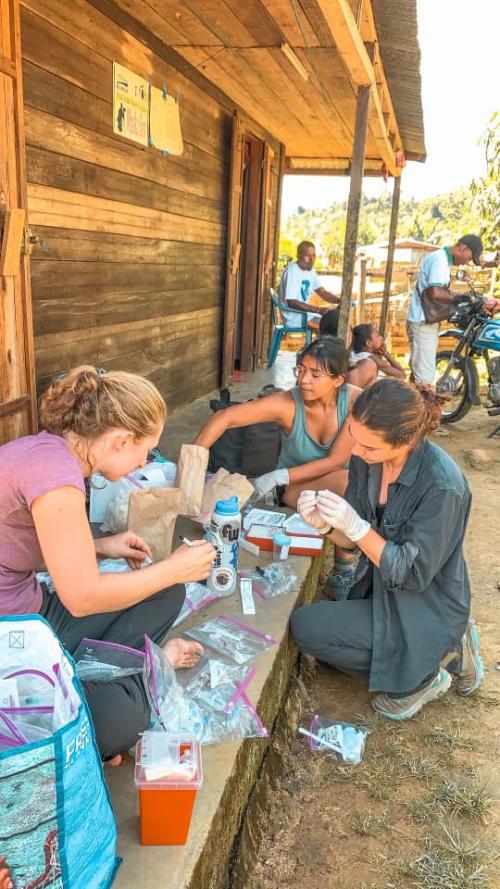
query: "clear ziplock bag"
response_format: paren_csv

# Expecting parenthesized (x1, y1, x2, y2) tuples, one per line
(196, 666, 256, 713)
(101, 476, 142, 533)
(304, 715, 370, 764)
(73, 638, 145, 683)
(143, 636, 203, 738)
(184, 659, 255, 713)
(172, 582, 222, 629)
(185, 616, 277, 665)
(200, 690, 268, 746)
(1, 707, 54, 743)
(240, 563, 299, 599)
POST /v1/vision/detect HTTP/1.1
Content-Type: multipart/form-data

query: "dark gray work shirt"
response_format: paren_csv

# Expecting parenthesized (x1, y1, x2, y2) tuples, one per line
(345, 440, 471, 694)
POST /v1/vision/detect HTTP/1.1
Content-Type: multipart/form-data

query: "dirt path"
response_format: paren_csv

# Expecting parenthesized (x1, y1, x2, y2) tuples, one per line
(241, 408, 500, 889)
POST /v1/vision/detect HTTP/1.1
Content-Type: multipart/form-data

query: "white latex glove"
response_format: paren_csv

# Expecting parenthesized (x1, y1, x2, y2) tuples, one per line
(316, 490, 370, 542)
(297, 490, 331, 534)
(252, 468, 289, 497)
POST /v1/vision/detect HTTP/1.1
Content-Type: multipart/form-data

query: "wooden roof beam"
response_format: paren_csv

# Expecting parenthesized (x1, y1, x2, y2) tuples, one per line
(311, 0, 401, 174)
(358, 0, 402, 150)
(285, 156, 389, 175)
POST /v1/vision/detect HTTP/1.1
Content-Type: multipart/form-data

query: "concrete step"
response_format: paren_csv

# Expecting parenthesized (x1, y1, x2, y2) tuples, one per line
(106, 547, 321, 889)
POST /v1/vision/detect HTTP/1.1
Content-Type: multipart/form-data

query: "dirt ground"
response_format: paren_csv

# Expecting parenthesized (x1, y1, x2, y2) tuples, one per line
(242, 407, 500, 889)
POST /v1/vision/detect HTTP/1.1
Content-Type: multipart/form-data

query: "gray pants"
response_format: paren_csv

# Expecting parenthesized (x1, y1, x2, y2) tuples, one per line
(41, 584, 185, 759)
(291, 599, 373, 685)
(291, 599, 437, 695)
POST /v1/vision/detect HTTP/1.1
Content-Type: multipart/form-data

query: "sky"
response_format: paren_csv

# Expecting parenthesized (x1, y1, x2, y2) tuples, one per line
(281, 0, 499, 219)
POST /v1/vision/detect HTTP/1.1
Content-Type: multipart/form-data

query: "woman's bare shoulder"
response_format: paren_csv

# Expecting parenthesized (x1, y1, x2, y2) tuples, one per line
(347, 383, 362, 405)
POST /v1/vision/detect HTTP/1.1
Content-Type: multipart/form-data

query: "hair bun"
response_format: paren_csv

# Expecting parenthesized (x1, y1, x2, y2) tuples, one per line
(69, 367, 100, 397)
(38, 364, 166, 440)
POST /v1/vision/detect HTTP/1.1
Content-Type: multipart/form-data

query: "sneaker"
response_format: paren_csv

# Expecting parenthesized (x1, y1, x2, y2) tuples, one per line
(456, 616, 484, 697)
(326, 561, 357, 601)
(371, 668, 452, 720)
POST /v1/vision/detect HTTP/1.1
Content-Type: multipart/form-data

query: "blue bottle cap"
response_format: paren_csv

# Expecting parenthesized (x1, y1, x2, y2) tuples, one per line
(214, 496, 240, 515)
(273, 533, 291, 546)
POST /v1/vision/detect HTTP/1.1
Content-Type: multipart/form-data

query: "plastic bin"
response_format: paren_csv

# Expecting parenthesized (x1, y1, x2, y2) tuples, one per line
(134, 734, 203, 845)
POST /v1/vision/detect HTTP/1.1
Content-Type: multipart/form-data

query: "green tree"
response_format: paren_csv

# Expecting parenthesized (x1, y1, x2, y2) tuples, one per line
(471, 112, 500, 249)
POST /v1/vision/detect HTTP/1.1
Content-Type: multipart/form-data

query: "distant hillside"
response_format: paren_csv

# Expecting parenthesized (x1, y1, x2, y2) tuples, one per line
(279, 187, 481, 267)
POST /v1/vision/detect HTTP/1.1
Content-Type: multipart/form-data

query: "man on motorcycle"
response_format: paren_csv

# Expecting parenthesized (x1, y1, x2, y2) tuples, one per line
(407, 235, 499, 385)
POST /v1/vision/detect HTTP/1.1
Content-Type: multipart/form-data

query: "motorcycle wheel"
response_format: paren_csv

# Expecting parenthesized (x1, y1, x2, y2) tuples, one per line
(436, 350, 472, 423)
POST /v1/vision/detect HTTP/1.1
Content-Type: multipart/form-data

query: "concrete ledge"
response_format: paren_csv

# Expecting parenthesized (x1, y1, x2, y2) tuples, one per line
(107, 547, 322, 889)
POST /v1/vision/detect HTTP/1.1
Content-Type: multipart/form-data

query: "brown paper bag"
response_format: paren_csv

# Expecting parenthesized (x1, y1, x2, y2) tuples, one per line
(127, 487, 181, 562)
(194, 469, 255, 524)
(175, 444, 209, 516)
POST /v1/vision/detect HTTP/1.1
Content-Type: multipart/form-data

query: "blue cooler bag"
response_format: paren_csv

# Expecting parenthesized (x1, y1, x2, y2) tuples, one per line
(0, 616, 119, 888)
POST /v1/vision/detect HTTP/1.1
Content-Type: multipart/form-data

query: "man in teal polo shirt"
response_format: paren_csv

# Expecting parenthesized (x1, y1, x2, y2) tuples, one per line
(407, 234, 484, 384)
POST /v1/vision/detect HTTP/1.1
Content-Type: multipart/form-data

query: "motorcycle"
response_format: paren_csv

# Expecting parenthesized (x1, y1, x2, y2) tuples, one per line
(435, 290, 500, 427)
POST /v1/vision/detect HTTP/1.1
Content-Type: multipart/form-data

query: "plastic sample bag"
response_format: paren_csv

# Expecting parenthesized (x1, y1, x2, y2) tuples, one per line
(185, 616, 277, 664)
(143, 636, 203, 738)
(239, 562, 299, 599)
(101, 476, 140, 533)
(171, 583, 222, 629)
(0, 616, 119, 888)
(73, 638, 145, 683)
(200, 691, 268, 745)
(183, 659, 255, 713)
(302, 715, 370, 764)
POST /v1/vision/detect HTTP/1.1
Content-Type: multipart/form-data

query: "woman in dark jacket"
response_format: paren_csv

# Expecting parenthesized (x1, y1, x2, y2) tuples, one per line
(291, 378, 482, 719)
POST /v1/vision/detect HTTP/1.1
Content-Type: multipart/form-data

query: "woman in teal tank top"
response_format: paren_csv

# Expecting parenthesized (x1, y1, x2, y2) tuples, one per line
(195, 337, 361, 598)
(276, 383, 350, 472)
(195, 337, 360, 507)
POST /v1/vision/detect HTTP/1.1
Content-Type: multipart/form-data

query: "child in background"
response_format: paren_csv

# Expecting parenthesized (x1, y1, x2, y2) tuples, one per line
(348, 323, 406, 388)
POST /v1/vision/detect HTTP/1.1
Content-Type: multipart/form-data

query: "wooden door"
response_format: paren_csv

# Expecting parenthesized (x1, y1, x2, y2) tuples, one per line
(221, 113, 244, 388)
(239, 137, 263, 372)
(0, 0, 36, 443)
(255, 143, 275, 364)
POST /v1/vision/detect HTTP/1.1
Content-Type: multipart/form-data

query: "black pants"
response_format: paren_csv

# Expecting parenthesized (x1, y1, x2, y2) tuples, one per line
(41, 584, 185, 759)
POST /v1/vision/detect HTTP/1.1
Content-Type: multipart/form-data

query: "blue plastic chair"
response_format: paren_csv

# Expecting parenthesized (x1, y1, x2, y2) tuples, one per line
(267, 288, 313, 367)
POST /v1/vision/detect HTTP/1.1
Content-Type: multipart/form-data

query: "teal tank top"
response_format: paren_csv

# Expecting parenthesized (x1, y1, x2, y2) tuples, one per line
(277, 385, 351, 470)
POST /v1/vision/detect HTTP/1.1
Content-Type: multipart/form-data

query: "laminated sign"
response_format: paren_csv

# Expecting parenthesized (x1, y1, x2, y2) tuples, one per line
(113, 62, 148, 146)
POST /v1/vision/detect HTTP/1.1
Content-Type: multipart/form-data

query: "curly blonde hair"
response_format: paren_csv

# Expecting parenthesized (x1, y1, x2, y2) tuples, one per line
(39, 366, 166, 439)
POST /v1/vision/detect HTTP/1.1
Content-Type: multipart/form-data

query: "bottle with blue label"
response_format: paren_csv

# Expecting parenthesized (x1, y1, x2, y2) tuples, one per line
(207, 496, 241, 596)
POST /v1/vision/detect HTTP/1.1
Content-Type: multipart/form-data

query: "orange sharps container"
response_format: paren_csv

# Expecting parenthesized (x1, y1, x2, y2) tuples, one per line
(134, 733, 203, 845)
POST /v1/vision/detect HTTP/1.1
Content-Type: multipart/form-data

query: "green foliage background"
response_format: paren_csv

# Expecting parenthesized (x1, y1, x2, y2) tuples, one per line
(279, 186, 482, 269)
(280, 113, 499, 269)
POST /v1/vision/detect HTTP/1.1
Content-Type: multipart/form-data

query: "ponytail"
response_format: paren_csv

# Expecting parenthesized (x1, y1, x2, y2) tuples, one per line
(352, 378, 446, 447)
(39, 365, 166, 439)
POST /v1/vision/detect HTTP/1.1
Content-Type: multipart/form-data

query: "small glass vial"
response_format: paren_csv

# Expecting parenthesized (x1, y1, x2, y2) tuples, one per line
(273, 533, 291, 561)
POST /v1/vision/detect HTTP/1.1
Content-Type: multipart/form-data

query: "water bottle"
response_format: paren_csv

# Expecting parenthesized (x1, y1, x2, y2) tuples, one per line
(207, 496, 241, 596)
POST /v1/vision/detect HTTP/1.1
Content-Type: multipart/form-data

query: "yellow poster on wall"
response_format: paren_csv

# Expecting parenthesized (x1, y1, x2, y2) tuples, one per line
(149, 85, 184, 155)
(113, 62, 148, 146)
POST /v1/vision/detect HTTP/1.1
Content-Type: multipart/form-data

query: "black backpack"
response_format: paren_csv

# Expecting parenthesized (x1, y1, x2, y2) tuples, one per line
(207, 387, 282, 477)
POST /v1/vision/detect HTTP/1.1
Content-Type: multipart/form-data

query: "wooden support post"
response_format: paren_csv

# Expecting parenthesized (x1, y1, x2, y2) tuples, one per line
(338, 83, 371, 341)
(379, 174, 401, 336)
(358, 255, 367, 323)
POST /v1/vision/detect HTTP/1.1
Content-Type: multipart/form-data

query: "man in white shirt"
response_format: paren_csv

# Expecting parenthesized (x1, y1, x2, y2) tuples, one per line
(407, 235, 485, 384)
(278, 241, 339, 329)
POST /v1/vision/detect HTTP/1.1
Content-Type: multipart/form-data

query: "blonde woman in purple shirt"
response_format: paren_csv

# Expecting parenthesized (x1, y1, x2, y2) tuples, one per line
(0, 366, 214, 762)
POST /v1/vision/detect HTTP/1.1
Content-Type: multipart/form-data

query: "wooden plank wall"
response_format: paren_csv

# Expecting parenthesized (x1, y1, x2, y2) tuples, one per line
(20, 0, 281, 412)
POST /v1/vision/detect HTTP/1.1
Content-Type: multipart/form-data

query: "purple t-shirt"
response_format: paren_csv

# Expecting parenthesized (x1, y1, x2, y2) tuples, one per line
(0, 431, 85, 615)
